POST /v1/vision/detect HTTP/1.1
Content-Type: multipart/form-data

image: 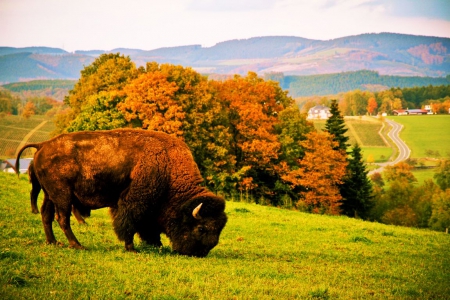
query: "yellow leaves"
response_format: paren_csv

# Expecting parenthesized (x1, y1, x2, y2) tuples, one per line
(118, 71, 184, 136)
(22, 101, 36, 119)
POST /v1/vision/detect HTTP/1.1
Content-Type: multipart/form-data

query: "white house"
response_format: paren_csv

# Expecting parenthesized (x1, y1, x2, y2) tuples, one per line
(1, 158, 33, 174)
(307, 105, 332, 120)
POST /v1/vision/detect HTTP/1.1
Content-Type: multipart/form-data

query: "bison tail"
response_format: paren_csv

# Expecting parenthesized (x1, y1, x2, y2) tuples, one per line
(15, 143, 40, 176)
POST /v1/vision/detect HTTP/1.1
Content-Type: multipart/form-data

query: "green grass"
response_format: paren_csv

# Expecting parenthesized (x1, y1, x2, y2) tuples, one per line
(1, 172, 449, 299)
(389, 115, 450, 159)
(361, 147, 393, 163)
(312, 117, 392, 163)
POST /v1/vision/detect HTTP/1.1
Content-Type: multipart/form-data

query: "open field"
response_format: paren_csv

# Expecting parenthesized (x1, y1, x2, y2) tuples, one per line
(389, 115, 450, 159)
(1, 172, 449, 299)
(312, 116, 392, 163)
(388, 115, 450, 183)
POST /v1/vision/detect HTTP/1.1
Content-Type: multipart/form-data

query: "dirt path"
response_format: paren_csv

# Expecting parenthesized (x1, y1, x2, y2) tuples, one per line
(14, 120, 48, 157)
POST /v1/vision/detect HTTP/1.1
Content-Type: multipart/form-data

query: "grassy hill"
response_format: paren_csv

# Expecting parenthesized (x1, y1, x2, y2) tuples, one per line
(0, 115, 55, 160)
(1, 172, 449, 299)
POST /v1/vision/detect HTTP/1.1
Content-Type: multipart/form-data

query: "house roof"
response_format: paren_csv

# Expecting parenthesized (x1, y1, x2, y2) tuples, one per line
(308, 105, 330, 112)
(2, 158, 33, 173)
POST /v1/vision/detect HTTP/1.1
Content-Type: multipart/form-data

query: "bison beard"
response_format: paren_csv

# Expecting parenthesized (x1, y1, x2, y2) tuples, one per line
(16, 129, 227, 257)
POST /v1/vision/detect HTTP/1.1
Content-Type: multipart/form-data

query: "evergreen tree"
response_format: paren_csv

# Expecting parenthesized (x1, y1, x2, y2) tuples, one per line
(340, 144, 374, 219)
(325, 99, 349, 152)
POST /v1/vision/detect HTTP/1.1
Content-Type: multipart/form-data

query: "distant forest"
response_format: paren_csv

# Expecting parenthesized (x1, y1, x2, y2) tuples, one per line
(265, 70, 450, 97)
(3, 71, 450, 101)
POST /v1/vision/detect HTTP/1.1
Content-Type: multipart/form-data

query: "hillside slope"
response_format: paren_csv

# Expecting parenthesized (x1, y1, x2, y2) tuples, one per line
(1, 171, 449, 299)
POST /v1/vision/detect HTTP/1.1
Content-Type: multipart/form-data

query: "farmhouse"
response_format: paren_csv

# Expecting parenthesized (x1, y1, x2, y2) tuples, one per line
(307, 105, 332, 120)
(392, 109, 429, 116)
(1, 158, 32, 174)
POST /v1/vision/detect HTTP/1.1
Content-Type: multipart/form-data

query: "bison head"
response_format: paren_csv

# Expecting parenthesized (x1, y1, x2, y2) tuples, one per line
(171, 194, 227, 257)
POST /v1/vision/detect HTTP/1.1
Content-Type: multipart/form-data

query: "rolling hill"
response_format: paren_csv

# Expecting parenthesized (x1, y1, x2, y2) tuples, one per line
(1, 33, 450, 85)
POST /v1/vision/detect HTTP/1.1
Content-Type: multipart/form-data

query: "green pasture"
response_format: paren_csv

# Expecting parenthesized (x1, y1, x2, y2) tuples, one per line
(1, 172, 449, 299)
(389, 115, 450, 159)
(312, 117, 392, 164)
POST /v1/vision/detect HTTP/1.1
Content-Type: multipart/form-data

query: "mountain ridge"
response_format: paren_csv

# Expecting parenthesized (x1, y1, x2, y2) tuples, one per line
(1, 32, 449, 84)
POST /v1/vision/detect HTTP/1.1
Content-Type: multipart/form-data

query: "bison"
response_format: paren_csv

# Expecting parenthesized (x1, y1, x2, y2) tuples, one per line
(16, 129, 227, 257)
(28, 160, 90, 224)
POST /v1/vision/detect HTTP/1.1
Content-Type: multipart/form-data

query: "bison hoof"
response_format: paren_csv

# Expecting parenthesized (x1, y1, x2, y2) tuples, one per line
(69, 244, 86, 250)
(125, 244, 137, 253)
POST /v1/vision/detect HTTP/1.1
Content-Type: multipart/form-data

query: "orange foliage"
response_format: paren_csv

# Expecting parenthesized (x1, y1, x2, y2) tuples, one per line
(367, 97, 378, 115)
(282, 131, 348, 215)
(119, 71, 184, 136)
(22, 101, 36, 119)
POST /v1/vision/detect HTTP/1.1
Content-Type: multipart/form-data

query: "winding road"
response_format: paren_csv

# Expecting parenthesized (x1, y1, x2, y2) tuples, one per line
(368, 118, 411, 175)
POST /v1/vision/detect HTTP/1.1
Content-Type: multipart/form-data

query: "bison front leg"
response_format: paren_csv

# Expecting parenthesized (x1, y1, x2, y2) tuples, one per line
(55, 204, 85, 250)
(137, 227, 162, 248)
(41, 195, 57, 245)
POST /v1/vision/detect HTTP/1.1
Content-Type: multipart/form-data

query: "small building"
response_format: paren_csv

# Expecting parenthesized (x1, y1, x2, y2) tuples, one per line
(307, 105, 332, 120)
(1, 158, 33, 174)
(392, 109, 428, 116)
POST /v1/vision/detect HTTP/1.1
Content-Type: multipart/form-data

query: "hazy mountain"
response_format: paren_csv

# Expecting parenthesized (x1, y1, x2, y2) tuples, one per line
(1, 33, 449, 84)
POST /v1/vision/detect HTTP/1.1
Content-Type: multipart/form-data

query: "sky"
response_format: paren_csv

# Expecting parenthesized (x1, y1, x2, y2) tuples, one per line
(1, 0, 450, 52)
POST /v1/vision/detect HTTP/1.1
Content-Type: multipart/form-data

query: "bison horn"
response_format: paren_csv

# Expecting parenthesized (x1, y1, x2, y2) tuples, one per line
(192, 203, 203, 220)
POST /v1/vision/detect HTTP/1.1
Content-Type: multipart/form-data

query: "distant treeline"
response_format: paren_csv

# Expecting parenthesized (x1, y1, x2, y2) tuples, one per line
(265, 70, 450, 97)
(2, 80, 76, 92)
(298, 83, 450, 116)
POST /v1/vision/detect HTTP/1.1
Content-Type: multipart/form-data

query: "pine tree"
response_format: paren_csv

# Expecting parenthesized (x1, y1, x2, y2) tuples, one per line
(325, 99, 349, 152)
(340, 144, 374, 219)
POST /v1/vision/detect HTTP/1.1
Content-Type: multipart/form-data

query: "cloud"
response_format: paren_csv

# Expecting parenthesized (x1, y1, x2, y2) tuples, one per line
(187, 0, 276, 11)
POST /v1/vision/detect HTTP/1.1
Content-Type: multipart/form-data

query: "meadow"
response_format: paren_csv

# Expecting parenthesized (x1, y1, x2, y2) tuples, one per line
(312, 116, 392, 163)
(388, 115, 450, 184)
(1, 172, 449, 299)
(389, 115, 450, 159)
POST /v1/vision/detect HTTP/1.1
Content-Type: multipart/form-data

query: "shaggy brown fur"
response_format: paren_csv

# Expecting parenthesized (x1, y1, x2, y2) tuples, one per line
(28, 161, 90, 224)
(16, 129, 227, 257)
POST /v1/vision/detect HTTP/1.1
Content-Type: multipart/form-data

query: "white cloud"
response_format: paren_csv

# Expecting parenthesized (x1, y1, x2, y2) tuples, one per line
(0, 0, 449, 51)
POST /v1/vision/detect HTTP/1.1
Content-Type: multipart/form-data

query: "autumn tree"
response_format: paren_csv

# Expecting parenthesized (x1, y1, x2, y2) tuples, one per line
(428, 189, 450, 232)
(370, 162, 420, 226)
(67, 91, 127, 132)
(340, 144, 373, 219)
(118, 71, 183, 135)
(434, 160, 450, 191)
(276, 106, 315, 167)
(22, 101, 36, 119)
(343, 90, 373, 116)
(282, 131, 348, 215)
(367, 97, 378, 115)
(55, 53, 139, 133)
(212, 72, 292, 202)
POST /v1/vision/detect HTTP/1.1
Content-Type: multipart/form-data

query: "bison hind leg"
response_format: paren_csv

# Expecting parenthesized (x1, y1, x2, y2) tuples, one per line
(41, 195, 57, 245)
(54, 203, 85, 250)
(109, 206, 138, 252)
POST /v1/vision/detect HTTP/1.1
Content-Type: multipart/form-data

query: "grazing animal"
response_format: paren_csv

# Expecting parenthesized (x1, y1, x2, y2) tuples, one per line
(16, 129, 227, 257)
(28, 161, 90, 224)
